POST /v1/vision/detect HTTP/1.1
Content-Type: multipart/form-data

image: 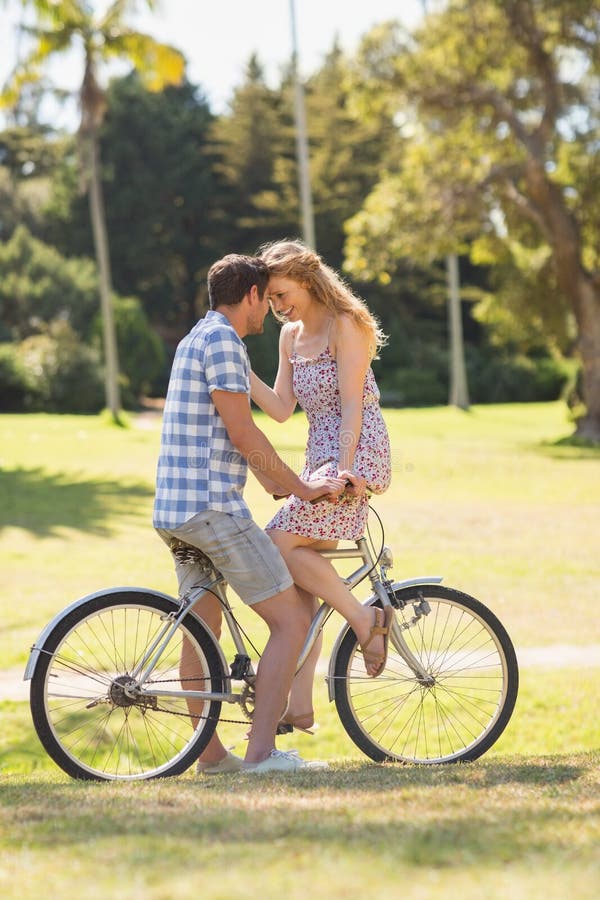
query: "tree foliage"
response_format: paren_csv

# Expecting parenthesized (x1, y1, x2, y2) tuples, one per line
(18, 318, 105, 413)
(344, 1, 600, 437)
(0, 224, 99, 340)
(1, 0, 186, 418)
(212, 55, 299, 255)
(0, 1, 590, 418)
(47, 73, 225, 334)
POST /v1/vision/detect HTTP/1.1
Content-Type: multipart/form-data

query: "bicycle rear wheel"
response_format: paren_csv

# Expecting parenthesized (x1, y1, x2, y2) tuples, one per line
(333, 585, 518, 764)
(30, 592, 225, 780)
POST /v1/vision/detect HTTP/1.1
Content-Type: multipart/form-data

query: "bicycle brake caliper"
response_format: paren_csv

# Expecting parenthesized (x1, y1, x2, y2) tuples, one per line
(414, 593, 431, 617)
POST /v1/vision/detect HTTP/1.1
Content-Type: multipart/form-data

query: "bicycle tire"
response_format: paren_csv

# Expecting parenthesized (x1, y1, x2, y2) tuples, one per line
(30, 591, 225, 781)
(332, 585, 518, 764)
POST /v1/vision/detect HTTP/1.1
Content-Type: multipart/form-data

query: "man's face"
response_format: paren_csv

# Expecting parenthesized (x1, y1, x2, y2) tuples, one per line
(246, 288, 269, 335)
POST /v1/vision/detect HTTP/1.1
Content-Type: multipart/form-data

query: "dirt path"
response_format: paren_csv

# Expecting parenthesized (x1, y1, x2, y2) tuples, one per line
(2, 644, 600, 702)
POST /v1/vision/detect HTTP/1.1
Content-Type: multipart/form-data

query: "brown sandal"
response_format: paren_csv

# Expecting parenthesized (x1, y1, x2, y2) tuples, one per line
(360, 607, 393, 677)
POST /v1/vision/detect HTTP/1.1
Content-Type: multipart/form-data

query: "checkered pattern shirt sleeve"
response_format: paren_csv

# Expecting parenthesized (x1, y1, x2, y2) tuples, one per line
(203, 330, 249, 395)
(153, 312, 252, 528)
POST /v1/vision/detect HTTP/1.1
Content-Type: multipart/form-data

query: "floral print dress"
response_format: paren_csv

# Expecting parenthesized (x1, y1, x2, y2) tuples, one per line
(267, 338, 391, 541)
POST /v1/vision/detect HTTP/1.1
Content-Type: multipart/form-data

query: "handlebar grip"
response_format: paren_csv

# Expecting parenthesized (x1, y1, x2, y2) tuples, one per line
(273, 480, 356, 504)
(310, 479, 354, 505)
(309, 492, 331, 505)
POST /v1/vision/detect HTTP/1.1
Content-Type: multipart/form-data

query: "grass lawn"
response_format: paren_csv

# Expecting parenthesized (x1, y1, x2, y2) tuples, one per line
(1, 403, 599, 898)
(1, 751, 599, 900)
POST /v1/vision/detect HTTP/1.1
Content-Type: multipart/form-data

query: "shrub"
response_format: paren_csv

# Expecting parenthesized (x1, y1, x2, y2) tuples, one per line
(374, 342, 570, 407)
(0, 342, 28, 411)
(0, 225, 99, 341)
(467, 349, 571, 403)
(18, 319, 104, 413)
(92, 296, 165, 405)
(379, 366, 447, 406)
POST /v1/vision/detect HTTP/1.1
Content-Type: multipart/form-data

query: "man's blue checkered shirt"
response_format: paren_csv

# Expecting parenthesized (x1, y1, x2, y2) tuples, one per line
(153, 310, 252, 529)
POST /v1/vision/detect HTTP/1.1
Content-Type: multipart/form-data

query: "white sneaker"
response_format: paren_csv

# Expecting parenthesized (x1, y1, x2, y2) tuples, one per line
(196, 750, 245, 775)
(247, 749, 329, 774)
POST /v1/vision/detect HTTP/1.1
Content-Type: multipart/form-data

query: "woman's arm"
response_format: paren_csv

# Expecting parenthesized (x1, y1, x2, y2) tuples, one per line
(250, 324, 297, 423)
(213, 389, 344, 501)
(334, 316, 370, 492)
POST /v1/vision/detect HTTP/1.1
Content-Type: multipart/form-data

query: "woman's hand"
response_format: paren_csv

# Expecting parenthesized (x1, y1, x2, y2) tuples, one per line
(298, 476, 347, 504)
(338, 470, 367, 498)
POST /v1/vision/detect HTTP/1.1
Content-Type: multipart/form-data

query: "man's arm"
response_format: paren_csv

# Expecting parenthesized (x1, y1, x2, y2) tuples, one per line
(212, 390, 343, 502)
(248, 462, 288, 497)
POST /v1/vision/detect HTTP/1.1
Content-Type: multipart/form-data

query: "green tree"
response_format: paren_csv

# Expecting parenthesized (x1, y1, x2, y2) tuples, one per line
(1, 0, 184, 420)
(344, 2, 600, 440)
(305, 41, 402, 268)
(0, 224, 99, 340)
(91, 295, 165, 402)
(0, 120, 69, 241)
(213, 55, 299, 254)
(47, 72, 226, 336)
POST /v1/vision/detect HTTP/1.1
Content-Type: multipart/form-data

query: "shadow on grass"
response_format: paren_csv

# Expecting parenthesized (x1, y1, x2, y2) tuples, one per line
(0, 757, 596, 867)
(0, 466, 153, 537)
(537, 435, 600, 460)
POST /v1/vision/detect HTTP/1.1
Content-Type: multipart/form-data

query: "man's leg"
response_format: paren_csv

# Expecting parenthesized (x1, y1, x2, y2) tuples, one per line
(179, 591, 232, 766)
(162, 512, 311, 767)
(244, 584, 310, 764)
(156, 529, 232, 766)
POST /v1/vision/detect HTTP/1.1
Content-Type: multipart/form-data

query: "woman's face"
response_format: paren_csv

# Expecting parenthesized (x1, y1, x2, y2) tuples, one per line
(267, 276, 313, 322)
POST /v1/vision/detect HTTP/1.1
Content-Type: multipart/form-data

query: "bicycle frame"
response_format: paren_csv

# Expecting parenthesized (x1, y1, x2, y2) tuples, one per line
(24, 538, 443, 706)
(25, 502, 519, 775)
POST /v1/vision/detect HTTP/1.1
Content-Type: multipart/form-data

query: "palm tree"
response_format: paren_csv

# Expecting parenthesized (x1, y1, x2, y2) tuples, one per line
(1, 1, 184, 420)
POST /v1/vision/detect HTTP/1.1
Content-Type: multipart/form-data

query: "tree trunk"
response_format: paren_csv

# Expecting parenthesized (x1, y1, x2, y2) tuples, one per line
(87, 130, 121, 420)
(574, 277, 600, 442)
(522, 159, 600, 441)
(446, 253, 469, 411)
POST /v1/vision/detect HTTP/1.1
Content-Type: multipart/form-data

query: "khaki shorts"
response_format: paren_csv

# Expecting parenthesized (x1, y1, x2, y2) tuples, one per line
(157, 510, 293, 606)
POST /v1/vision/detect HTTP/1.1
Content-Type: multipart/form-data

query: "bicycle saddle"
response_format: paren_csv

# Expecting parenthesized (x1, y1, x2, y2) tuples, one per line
(168, 538, 215, 571)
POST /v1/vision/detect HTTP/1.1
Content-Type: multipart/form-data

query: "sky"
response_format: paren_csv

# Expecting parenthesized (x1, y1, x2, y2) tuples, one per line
(0, 0, 425, 126)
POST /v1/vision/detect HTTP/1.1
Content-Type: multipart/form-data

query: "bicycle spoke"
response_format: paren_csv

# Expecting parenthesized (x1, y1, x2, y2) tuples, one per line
(335, 587, 517, 764)
(33, 598, 222, 780)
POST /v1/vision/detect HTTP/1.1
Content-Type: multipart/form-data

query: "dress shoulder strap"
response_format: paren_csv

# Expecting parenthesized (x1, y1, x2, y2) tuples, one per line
(325, 316, 335, 357)
(287, 323, 301, 358)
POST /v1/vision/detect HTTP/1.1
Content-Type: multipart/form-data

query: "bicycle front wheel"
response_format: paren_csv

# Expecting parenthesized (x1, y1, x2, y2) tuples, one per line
(333, 585, 518, 764)
(30, 592, 226, 780)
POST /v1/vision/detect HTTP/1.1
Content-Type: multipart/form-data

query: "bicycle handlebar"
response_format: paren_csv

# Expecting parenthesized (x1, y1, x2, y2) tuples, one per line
(273, 480, 356, 505)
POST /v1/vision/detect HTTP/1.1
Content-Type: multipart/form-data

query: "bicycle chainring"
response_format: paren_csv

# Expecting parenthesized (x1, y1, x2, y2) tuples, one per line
(239, 683, 255, 721)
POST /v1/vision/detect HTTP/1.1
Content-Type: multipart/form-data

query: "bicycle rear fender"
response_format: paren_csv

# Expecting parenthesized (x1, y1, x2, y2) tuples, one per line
(326, 576, 443, 702)
(23, 586, 228, 682)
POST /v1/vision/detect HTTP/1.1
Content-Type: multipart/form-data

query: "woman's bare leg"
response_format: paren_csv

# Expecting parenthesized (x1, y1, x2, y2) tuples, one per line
(269, 530, 386, 678)
(284, 588, 321, 728)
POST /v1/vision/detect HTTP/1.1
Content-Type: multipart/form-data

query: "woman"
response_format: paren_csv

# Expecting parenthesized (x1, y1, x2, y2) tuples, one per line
(251, 240, 392, 732)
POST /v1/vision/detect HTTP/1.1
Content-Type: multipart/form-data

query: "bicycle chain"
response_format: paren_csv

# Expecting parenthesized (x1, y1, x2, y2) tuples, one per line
(153, 705, 250, 725)
(146, 675, 253, 726)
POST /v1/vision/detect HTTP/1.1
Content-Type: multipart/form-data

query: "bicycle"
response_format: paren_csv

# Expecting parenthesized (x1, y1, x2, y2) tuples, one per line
(24, 506, 519, 781)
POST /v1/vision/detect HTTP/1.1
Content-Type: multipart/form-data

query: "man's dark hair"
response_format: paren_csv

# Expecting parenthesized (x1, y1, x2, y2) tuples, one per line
(207, 254, 269, 309)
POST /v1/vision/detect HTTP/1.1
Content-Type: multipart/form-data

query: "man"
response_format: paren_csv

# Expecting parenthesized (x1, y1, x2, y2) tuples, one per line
(154, 253, 344, 773)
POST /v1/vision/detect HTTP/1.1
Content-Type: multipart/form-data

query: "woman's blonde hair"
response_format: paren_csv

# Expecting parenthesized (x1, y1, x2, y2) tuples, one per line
(259, 239, 387, 358)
